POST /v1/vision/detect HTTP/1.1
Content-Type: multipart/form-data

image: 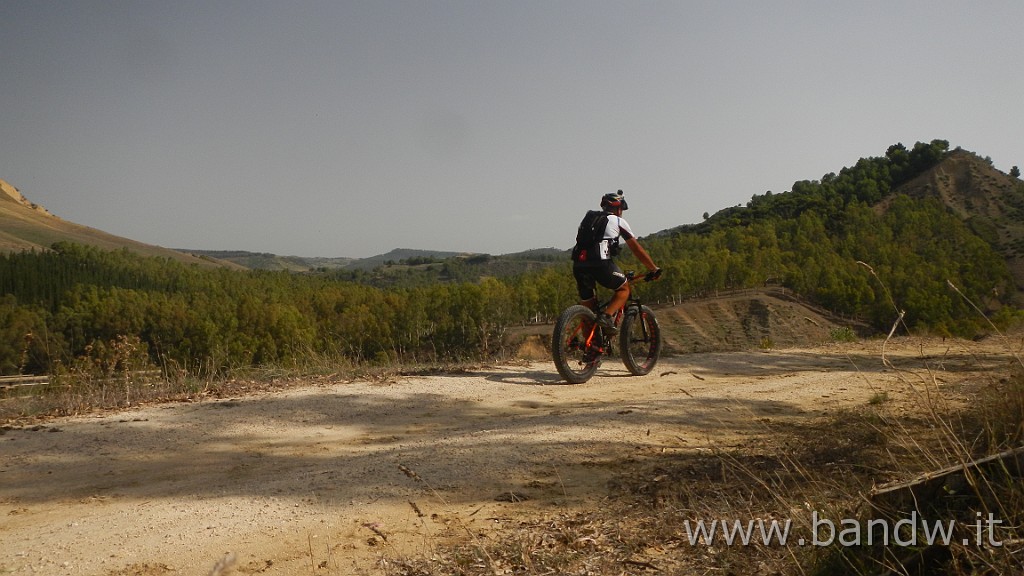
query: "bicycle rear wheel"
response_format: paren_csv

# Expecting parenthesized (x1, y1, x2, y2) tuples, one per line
(620, 305, 662, 376)
(552, 305, 601, 383)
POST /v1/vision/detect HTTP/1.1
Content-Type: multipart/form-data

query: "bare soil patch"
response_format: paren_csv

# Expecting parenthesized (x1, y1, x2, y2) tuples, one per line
(1, 336, 1019, 575)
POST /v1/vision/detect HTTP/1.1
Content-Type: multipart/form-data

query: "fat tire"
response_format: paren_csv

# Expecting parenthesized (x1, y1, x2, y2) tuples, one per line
(552, 305, 600, 384)
(620, 305, 662, 376)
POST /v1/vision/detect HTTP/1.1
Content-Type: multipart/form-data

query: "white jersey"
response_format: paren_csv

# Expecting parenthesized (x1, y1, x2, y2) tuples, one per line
(597, 214, 635, 260)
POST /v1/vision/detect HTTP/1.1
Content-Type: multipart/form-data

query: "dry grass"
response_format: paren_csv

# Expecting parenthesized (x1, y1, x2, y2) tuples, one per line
(0, 336, 483, 425)
(373, 341, 1023, 576)
(4, 329, 1021, 576)
(4, 278, 1022, 575)
(5, 329, 1020, 576)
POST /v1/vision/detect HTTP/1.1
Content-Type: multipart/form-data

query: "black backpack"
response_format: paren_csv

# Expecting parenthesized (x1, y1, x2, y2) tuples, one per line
(571, 210, 619, 263)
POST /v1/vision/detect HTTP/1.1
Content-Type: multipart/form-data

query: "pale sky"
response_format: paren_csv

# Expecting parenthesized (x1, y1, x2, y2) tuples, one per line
(2, 1, 1022, 258)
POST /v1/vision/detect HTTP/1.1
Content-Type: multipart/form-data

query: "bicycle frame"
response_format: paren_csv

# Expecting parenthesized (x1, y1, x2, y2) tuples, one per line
(580, 274, 646, 356)
(552, 270, 662, 383)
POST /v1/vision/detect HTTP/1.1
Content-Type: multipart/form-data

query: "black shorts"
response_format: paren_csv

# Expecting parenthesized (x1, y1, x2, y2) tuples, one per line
(573, 261, 628, 301)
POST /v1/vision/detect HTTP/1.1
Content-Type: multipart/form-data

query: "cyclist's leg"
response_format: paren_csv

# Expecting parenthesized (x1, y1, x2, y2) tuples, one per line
(605, 283, 630, 316)
(573, 265, 599, 311)
(595, 262, 629, 316)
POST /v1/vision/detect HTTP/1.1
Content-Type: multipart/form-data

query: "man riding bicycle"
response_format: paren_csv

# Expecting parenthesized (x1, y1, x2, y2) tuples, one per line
(571, 190, 661, 334)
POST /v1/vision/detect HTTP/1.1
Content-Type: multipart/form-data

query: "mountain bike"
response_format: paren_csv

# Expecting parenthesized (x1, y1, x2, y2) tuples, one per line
(552, 271, 663, 384)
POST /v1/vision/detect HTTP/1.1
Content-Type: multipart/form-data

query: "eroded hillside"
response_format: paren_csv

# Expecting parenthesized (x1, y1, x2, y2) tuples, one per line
(512, 288, 868, 360)
(655, 288, 864, 353)
(896, 149, 1024, 291)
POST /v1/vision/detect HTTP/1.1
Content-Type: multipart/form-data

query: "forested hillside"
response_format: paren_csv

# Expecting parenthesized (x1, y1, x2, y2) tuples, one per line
(643, 140, 1021, 329)
(1, 139, 1021, 377)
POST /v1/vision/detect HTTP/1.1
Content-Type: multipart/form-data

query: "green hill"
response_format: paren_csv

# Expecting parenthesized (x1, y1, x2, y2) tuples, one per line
(633, 141, 1021, 334)
(892, 148, 1024, 293)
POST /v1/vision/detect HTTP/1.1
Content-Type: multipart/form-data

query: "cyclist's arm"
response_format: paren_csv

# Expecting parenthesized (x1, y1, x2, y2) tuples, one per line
(625, 237, 658, 272)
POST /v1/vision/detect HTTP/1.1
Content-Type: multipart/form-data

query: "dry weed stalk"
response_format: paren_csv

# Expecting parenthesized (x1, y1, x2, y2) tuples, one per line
(827, 263, 1024, 575)
(396, 464, 500, 576)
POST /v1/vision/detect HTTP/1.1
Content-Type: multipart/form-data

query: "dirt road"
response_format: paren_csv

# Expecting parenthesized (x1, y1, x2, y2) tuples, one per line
(1, 337, 1017, 575)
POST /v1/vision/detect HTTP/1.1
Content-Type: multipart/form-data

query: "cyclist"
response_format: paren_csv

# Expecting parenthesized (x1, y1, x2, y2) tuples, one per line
(571, 190, 661, 334)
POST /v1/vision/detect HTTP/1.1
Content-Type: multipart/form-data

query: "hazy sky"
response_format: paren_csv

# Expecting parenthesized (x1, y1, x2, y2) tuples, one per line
(2, 1, 1022, 258)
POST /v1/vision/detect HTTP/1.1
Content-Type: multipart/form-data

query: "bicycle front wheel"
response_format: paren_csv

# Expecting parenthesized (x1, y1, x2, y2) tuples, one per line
(620, 305, 662, 376)
(552, 305, 600, 384)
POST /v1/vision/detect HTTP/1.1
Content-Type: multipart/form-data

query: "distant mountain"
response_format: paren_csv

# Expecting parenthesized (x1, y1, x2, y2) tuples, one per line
(503, 247, 569, 260)
(194, 247, 569, 274)
(343, 248, 470, 270)
(0, 177, 564, 275)
(326, 247, 567, 288)
(182, 250, 356, 272)
(182, 248, 470, 272)
(0, 179, 239, 268)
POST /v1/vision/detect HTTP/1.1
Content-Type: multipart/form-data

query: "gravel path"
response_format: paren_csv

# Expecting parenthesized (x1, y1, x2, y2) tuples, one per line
(1, 337, 1014, 575)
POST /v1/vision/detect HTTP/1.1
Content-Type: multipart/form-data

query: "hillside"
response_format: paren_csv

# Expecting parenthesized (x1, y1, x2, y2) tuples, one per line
(0, 179, 239, 269)
(655, 287, 868, 353)
(892, 149, 1024, 291)
(181, 250, 355, 272)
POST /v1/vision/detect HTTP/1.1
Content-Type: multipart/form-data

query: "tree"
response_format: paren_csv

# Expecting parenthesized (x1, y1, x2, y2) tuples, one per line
(1011, 166, 1021, 179)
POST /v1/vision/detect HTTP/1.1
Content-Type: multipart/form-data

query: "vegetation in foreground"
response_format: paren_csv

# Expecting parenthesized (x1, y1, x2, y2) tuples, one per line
(379, 343, 1024, 576)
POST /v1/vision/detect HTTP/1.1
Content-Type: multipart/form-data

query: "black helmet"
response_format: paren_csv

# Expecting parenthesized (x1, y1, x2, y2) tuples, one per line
(600, 190, 628, 211)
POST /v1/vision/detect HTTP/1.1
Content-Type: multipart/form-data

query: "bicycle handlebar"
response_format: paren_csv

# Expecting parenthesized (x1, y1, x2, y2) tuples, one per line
(626, 268, 663, 283)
